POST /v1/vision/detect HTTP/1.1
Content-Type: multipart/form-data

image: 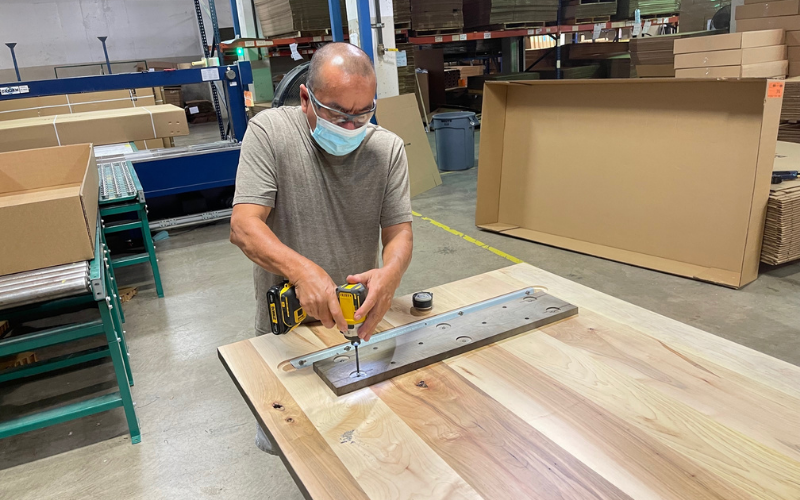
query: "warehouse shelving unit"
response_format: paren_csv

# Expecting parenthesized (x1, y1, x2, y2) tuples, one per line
(221, 16, 678, 79)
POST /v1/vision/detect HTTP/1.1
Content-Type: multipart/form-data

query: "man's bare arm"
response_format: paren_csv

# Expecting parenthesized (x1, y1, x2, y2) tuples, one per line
(230, 203, 347, 330)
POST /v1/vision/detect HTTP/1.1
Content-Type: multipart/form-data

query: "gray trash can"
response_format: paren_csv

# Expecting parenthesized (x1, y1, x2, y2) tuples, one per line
(432, 111, 478, 171)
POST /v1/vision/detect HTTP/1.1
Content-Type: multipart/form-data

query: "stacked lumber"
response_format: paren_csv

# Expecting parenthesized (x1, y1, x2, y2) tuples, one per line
(673, 29, 787, 78)
(396, 43, 417, 95)
(394, 0, 412, 27)
(254, 0, 347, 37)
(616, 0, 680, 17)
(630, 34, 680, 77)
(410, 0, 463, 31)
(463, 0, 558, 29)
(762, 141, 800, 265)
(735, 0, 800, 76)
(563, 0, 618, 23)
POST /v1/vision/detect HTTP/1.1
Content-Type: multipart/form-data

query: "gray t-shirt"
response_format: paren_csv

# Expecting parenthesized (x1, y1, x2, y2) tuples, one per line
(233, 106, 412, 334)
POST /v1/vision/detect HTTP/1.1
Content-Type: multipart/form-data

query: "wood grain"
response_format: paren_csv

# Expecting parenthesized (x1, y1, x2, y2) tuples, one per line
(372, 363, 632, 500)
(220, 264, 800, 499)
(217, 341, 369, 500)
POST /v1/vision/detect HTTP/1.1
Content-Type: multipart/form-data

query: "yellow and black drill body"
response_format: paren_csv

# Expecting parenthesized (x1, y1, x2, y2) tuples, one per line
(336, 282, 368, 344)
(267, 280, 368, 343)
(266, 280, 307, 335)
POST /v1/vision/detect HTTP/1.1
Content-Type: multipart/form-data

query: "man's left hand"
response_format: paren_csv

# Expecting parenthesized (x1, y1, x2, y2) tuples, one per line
(345, 267, 403, 341)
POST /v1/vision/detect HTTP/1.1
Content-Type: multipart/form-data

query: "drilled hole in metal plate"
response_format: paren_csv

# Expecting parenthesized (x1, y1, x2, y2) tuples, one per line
(502, 305, 507, 308)
(373, 346, 378, 350)
(333, 355, 350, 363)
(525, 317, 529, 320)
(456, 336, 472, 343)
(481, 321, 487, 324)
(418, 342, 424, 345)
(546, 307, 561, 313)
(523, 296, 538, 302)
(436, 322, 451, 331)
(350, 370, 367, 379)
(390, 361, 396, 365)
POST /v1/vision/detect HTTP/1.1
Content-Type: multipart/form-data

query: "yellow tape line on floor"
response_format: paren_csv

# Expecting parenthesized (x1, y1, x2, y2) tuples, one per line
(411, 211, 525, 265)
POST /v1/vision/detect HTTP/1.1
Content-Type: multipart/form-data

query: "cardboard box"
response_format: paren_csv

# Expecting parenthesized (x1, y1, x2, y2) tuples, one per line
(736, 0, 800, 20)
(737, 15, 800, 32)
(675, 60, 788, 77)
(790, 61, 800, 76)
(163, 87, 183, 107)
(475, 79, 783, 288)
(635, 64, 676, 77)
(675, 66, 744, 77)
(674, 45, 787, 68)
(673, 29, 785, 53)
(451, 65, 484, 78)
(0, 105, 189, 153)
(375, 93, 442, 198)
(788, 30, 800, 45)
(742, 59, 789, 76)
(789, 46, 800, 59)
(0, 89, 155, 122)
(0, 144, 98, 276)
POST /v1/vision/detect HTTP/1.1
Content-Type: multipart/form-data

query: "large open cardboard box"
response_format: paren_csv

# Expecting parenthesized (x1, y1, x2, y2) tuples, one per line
(476, 79, 783, 288)
(0, 144, 99, 276)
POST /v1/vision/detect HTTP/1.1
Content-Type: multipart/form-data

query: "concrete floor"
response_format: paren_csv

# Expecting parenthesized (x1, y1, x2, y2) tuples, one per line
(1, 126, 800, 499)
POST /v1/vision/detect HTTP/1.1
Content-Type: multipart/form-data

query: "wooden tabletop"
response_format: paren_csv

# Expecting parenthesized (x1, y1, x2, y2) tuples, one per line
(218, 264, 800, 499)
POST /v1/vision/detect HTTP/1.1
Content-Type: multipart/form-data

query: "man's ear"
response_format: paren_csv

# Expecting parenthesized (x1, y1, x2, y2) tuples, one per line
(299, 84, 310, 112)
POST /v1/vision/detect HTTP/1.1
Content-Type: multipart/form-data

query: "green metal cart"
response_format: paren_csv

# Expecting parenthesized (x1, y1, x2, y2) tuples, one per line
(98, 158, 164, 298)
(0, 219, 141, 444)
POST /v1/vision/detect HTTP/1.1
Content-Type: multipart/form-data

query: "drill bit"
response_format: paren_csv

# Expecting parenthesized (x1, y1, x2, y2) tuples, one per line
(354, 343, 360, 374)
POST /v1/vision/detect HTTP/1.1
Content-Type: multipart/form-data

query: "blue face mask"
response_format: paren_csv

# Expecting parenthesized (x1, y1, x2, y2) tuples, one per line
(310, 111, 368, 156)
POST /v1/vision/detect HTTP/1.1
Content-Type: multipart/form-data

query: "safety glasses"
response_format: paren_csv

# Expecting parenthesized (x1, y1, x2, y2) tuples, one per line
(307, 87, 376, 127)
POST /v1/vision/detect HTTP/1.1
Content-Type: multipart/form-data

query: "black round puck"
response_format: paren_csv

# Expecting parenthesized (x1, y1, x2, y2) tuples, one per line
(412, 291, 433, 311)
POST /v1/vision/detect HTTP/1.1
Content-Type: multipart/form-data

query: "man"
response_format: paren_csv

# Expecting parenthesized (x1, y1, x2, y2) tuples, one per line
(230, 43, 413, 453)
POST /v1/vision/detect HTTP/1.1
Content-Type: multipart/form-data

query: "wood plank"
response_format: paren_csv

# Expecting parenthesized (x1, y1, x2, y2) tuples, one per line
(372, 363, 633, 500)
(247, 328, 485, 499)
(313, 291, 577, 396)
(217, 341, 370, 500)
(541, 310, 800, 462)
(492, 264, 800, 400)
(500, 332, 800, 499)
(448, 348, 753, 500)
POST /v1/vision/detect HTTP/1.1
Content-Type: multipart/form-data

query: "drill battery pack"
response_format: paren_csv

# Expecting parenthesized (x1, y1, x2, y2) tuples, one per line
(266, 281, 307, 335)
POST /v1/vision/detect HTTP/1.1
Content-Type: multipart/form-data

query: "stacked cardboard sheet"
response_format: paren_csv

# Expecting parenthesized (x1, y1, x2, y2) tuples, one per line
(563, 0, 618, 22)
(410, 0, 463, 31)
(396, 43, 417, 95)
(779, 79, 800, 143)
(255, 0, 347, 37)
(617, 0, 680, 17)
(762, 141, 800, 265)
(673, 29, 787, 77)
(735, 0, 800, 75)
(464, 0, 559, 27)
(394, 0, 412, 27)
(630, 34, 680, 77)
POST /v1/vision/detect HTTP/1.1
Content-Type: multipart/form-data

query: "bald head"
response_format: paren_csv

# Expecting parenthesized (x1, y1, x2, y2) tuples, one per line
(306, 42, 376, 93)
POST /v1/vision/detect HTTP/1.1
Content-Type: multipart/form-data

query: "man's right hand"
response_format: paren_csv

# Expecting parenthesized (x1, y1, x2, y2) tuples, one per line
(293, 263, 348, 332)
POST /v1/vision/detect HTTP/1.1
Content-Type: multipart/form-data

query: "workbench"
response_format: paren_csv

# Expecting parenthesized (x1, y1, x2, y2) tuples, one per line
(218, 264, 800, 499)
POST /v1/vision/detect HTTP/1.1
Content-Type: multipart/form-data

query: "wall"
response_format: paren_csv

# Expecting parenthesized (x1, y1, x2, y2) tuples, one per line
(0, 0, 232, 82)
